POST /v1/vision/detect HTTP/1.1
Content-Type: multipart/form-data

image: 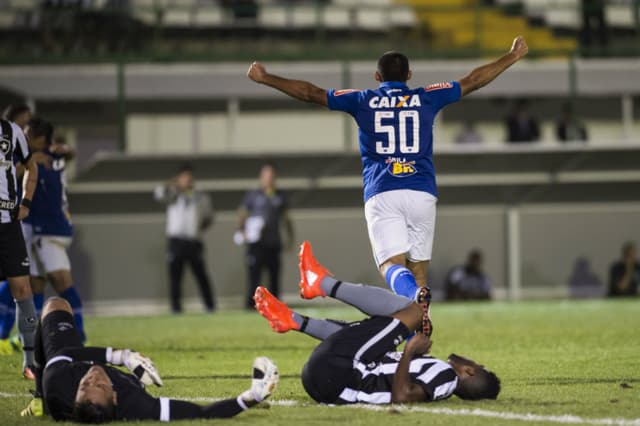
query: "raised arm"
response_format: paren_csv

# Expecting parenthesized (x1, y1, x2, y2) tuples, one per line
(247, 62, 328, 107)
(458, 36, 529, 97)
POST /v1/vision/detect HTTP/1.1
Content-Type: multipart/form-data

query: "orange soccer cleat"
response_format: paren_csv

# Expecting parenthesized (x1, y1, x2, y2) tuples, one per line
(298, 241, 332, 300)
(253, 286, 299, 333)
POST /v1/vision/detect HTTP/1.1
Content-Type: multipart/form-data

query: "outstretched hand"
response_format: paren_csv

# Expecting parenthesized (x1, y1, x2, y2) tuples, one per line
(247, 61, 268, 83)
(510, 36, 529, 60)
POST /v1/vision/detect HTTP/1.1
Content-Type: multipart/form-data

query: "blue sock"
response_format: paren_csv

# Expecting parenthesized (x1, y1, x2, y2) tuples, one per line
(60, 286, 86, 341)
(33, 293, 44, 317)
(385, 265, 420, 300)
(0, 282, 16, 339)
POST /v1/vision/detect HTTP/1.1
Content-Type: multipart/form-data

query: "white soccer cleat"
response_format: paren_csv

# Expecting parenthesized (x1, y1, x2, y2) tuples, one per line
(249, 356, 279, 402)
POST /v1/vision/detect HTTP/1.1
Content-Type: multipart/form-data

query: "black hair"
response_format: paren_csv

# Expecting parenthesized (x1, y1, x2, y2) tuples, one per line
(622, 241, 636, 256)
(377, 51, 410, 82)
(27, 117, 54, 145)
(72, 400, 116, 424)
(454, 369, 501, 400)
(2, 104, 31, 122)
(261, 161, 277, 172)
(177, 163, 194, 174)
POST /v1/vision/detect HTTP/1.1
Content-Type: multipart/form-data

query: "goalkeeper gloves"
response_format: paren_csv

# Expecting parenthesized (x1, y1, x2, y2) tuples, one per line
(239, 356, 279, 406)
(109, 349, 163, 387)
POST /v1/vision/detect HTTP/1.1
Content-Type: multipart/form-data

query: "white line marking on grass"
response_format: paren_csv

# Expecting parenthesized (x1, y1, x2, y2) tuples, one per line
(2, 392, 639, 425)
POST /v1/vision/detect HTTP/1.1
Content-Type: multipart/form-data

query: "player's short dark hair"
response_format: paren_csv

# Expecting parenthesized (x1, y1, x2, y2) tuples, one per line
(28, 117, 54, 145)
(377, 51, 410, 82)
(178, 163, 194, 174)
(72, 400, 116, 424)
(2, 104, 31, 122)
(622, 241, 636, 256)
(454, 369, 501, 400)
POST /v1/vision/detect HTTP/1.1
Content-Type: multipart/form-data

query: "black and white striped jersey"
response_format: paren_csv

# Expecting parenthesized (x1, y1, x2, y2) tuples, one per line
(337, 352, 458, 404)
(0, 119, 30, 223)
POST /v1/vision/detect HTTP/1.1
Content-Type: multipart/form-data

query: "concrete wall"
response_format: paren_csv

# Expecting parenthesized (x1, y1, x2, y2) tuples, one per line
(67, 203, 640, 314)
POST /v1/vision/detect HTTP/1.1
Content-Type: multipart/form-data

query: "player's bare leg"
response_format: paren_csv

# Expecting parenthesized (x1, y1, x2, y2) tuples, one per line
(29, 276, 47, 294)
(48, 270, 72, 293)
(407, 259, 429, 287)
(379, 253, 408, 281)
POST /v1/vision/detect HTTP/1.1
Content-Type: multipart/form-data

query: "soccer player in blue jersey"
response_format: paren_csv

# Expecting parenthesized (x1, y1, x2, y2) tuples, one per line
(247, 37, 529, 327)
(0, 118, 86, 351)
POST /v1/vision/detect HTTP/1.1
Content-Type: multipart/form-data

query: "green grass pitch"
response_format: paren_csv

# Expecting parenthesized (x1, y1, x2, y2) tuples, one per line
(1, 299, 639, 425)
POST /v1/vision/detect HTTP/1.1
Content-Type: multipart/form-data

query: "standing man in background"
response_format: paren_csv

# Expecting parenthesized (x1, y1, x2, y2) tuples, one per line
(0, 116, 39, 378)
(237, 163, 294, 310)
(154, 164, 215, 313)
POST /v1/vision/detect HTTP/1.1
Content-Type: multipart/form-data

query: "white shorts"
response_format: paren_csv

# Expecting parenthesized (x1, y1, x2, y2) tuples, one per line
(364, 189, 437, 267)
(21, 223, 72, 277)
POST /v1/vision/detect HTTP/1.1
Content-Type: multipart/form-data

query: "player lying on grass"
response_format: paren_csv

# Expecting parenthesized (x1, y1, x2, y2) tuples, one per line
(253, 241, 500, 404)
(21, 297, 278, 423)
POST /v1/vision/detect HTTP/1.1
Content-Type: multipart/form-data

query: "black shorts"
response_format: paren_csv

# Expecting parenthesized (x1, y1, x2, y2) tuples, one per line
(41, 310, 83, 362)
(0, 220, 29, 279)
(301, 316, 409, 404)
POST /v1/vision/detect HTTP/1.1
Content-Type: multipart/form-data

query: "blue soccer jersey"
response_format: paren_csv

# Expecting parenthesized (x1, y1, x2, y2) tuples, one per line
(22, 152, 72, 236)
(327, 81, 461, 202)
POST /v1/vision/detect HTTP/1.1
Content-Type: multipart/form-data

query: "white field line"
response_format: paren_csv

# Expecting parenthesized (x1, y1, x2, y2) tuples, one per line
(2, 392, 639, 425)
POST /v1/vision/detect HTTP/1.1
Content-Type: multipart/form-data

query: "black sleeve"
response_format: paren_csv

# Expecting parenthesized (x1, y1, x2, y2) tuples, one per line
(169, 398, 245, 420)
(59, 347, 108, 363)
(117, 395, 245, 421)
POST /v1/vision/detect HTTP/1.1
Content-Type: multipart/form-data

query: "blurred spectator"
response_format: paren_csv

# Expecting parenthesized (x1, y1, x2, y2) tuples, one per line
(582, 0, 608, 48)
(445, 249, 491, 301)
(608, 242, 640, 297)
(505, 100, 540, 143)
(454, 121, 483, 144)
(556, 103, 588, 142)
(568, 257, 603, 298)
(237, 163, 294, 310)
(154, 164, 216, 313)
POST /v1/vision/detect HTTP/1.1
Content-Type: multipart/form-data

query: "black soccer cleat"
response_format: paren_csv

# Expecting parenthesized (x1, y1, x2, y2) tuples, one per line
(415, 286, 433, 337)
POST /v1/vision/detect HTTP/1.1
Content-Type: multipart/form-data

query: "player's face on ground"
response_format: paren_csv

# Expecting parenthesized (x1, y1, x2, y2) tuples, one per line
(260, 165, 276, 189)
(75, 365, 117, 408)
(447, 353, 485, 378)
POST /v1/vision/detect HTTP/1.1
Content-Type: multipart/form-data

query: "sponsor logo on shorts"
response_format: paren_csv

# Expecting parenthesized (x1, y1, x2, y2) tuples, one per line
(385, 157, 417, 178)
(21, 257, 30, 267)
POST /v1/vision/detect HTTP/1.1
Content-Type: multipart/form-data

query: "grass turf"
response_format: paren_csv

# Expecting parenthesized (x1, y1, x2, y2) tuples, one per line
(1, 299, 639, 425)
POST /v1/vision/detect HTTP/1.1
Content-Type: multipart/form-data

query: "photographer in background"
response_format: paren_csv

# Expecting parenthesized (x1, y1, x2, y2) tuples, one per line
(154, 164, 215, 313)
